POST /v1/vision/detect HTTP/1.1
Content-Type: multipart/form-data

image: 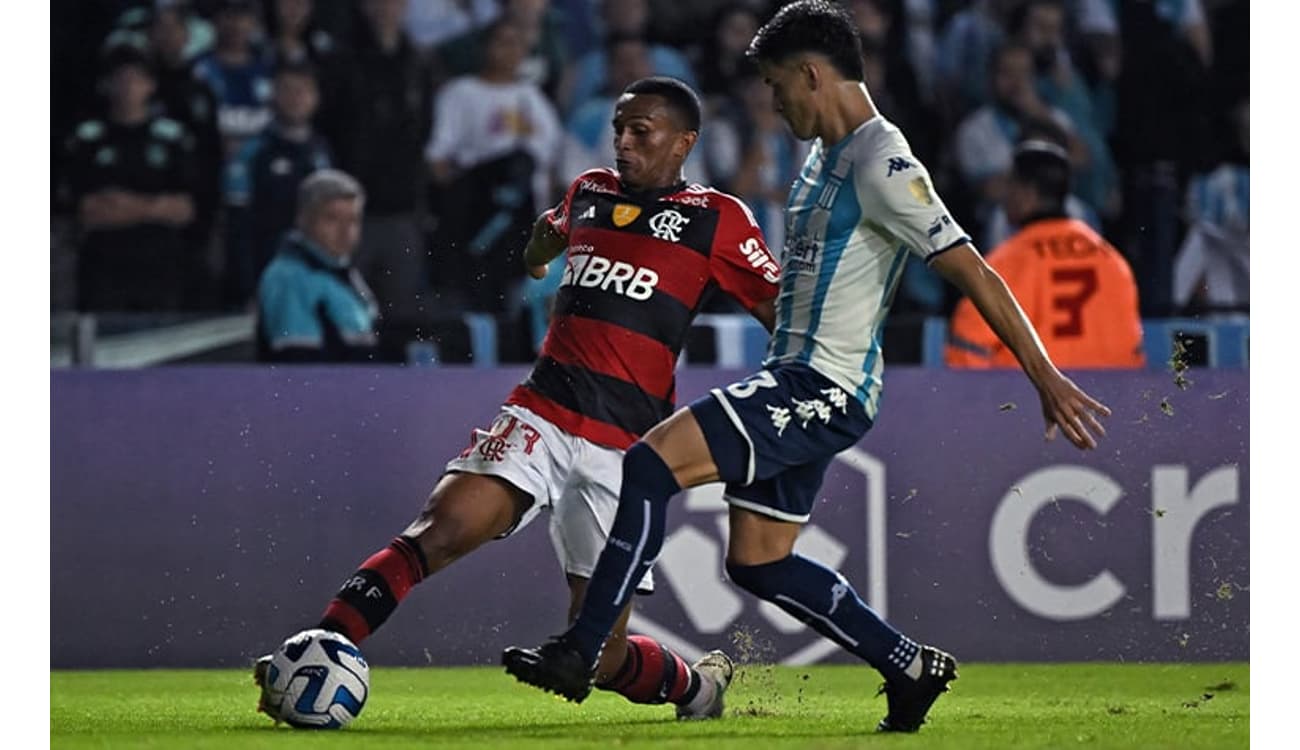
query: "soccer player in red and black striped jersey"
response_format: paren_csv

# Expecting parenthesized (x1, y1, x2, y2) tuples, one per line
(253, 77, 778, 722)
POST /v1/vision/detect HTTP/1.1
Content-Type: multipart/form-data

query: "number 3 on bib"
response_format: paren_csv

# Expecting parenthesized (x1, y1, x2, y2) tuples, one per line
(725, 370, 778, 399)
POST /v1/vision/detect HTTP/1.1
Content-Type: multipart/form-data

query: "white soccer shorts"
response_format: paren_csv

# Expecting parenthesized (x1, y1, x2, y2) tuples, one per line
(444, 403, 654, 593)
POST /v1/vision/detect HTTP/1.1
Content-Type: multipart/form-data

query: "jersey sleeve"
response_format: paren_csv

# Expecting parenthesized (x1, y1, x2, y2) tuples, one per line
(708, 194, 780, 311)
(545, 168, 612, 237)
(854, 148, 971, 262)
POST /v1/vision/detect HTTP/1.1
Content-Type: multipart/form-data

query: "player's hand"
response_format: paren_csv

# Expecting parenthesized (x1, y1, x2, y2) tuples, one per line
(1036, 371, 1111, 450)
(527, 262, 550, 280)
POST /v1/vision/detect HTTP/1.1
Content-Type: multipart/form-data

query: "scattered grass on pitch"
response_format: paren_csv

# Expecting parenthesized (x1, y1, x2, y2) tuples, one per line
(51, 662, 1247, 749)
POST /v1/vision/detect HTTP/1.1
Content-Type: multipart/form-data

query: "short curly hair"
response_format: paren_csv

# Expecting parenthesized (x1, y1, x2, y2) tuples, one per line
(623, 76, 703, 132)
(746, 1, 864, 81)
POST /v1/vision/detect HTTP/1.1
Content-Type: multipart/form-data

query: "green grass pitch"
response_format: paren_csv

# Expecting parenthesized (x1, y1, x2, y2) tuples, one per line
(51, 662, 1248, 749)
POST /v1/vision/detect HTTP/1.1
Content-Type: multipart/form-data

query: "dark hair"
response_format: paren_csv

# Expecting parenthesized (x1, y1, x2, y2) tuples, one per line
(1012, 139, 1071, 208)
(1008, 0, 1065, 38)
(623, 76, 703, 132)
(746, 0, 864, 81)
(604, 31, 648, 58)
(100, 43, 154, 78)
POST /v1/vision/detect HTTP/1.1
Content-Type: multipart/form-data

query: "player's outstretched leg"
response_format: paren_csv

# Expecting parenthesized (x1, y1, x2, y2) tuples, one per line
(504, 442, 679, 700)
(594, 635, 734, 720)
(725, 554, 957, 732)
(256, 473, 528, 715)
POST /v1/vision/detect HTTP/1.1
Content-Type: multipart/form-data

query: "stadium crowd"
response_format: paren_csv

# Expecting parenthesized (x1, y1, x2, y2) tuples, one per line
(51, 0, 1248, 364)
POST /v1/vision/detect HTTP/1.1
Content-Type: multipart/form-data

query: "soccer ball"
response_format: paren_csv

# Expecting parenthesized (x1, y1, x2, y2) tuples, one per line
(264, 628, 370, 729)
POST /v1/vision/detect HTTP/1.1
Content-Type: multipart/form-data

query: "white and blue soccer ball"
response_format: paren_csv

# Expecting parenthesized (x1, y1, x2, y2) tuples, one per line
(265, 628, 370, 729)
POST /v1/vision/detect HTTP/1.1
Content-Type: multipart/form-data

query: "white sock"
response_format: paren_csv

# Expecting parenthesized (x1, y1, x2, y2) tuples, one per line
(682, 670, 717, 714)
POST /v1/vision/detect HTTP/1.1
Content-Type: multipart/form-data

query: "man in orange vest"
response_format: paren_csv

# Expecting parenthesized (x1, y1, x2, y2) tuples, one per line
(947, 140, 1145, 369)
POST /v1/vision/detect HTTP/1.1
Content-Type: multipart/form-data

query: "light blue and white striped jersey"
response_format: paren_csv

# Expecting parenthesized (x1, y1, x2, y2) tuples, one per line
(766, 94, 970, 421)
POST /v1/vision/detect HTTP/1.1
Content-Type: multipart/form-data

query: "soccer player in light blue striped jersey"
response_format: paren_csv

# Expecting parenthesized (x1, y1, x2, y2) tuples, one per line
(504, 1, 1112, 733)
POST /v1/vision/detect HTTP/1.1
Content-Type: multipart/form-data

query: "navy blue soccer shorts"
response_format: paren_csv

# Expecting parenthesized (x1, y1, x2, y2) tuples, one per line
(688, 363, 873, 523)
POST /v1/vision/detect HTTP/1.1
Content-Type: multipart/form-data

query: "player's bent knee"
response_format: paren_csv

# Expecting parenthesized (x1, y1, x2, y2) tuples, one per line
(623, 441, 669, 479)
(406, 474, 529, 570)
(726, 558, 785, 600)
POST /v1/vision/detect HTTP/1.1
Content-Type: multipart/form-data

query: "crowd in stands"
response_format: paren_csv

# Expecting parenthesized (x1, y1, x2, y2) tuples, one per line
(51, 0, 1249, 363)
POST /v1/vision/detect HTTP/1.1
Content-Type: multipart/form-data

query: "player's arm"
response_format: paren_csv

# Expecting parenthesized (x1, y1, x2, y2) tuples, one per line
(929, 244, 1111, 449)
(709, 195, 781, 332)
(522, 210, 567, 279)
(749, 298, 776, 333)
(945, 294, 1001, 368)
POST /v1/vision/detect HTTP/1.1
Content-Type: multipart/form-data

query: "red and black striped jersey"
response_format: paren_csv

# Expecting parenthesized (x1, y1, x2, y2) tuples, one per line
(507, 168, 779, 449)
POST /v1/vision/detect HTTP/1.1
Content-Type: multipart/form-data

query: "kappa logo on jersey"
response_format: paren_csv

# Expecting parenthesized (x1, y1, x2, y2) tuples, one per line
(563, 253, 660, 301)
(612, 204, 641, 227)
(649, 209, 690, 242)
(886, 157, 915, 177)
(739, 237, 781, 283)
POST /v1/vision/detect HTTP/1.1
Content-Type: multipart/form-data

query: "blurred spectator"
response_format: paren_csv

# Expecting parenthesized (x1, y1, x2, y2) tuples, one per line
(860, 36, 937, 166)
(60, 45, 200, 312)
(147, 2, 224, 304)
(326, 0, 435, 320)
(947, 140, 1144, 369)
(901, 0, 938, 104)
(104, 1, 217, 63)
(849, 0, 930, 139)
(426, 19, 561, 311)
(561, 35, 707, 184)
(954, 44, 1080, 230)
(193, 0, 274, 158)
(934, 0, 1014, 117)
(560, 0, 697, 116)
(1071, 0, 1122, 143)
(691, 3, 760, 101)
(404, 0, 500, 52)
(224, 61, 332, 307)
(1113, 0, 1215, 316)
(256, 169, 379, 362)
(1008, 0, 1116, 218)
(552, 0, 599, 58)
(437, 0, 569, 99)
(702, 74, 802, 259)
(263, 0, 340, 66)
(1173, 96, 1248, 313)
(1209, 0, 1247, 108)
